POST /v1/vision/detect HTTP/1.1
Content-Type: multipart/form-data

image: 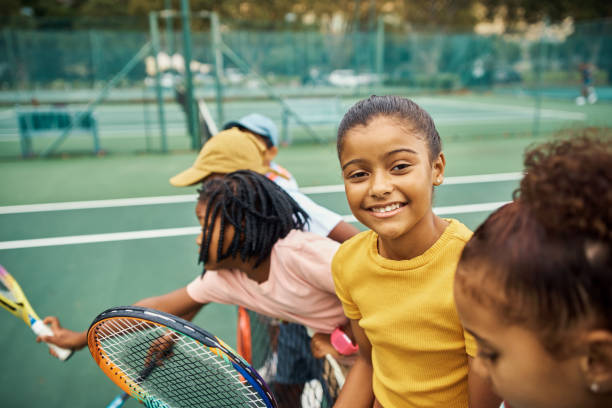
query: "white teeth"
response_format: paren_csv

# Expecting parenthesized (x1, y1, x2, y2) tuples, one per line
(371, 203, 401, 213)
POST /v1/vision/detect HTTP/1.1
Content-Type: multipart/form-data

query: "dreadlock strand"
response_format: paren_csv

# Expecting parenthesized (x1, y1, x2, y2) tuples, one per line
(197, 170, 311, 270)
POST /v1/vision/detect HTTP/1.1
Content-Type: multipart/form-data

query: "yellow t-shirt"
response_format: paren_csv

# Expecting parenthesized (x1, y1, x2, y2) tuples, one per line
(332, 219, 477, 408)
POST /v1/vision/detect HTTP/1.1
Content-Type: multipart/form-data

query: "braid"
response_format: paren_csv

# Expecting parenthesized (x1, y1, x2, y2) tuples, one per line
(197, 170, 310, 274)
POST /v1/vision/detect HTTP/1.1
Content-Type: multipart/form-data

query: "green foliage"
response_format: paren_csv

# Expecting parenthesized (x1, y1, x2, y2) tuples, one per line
(481, 0, 612, 24)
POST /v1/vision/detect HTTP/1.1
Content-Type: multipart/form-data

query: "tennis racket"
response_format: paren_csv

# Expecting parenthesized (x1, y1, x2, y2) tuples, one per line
(88, 306, 277, 408)
(0, 264, 73, 361)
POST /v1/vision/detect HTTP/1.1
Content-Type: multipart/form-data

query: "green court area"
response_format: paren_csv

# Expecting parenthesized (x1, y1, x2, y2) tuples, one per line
(0, 130, 547, 407)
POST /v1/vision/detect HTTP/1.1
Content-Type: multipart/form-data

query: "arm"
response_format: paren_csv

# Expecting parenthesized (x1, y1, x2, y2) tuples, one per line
(38, 287, 206, 355)
(327, 221, 360, 243)
(134, 286, 205, 321)
(333, 319, 374, 408)
(467, 356, 502, 408)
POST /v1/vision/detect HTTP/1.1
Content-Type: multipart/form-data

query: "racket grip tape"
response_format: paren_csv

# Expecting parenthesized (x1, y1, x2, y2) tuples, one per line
(31, 319, 73, 361)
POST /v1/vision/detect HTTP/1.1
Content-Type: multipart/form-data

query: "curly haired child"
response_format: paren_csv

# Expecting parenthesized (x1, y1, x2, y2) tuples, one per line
(454, 132, 612, 408)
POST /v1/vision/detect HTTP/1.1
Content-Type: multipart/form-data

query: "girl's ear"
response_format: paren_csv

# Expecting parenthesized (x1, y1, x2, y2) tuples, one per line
(580, 330, 612, 394)
(432, 152, 446, 186)
(263, 146, 278, 166)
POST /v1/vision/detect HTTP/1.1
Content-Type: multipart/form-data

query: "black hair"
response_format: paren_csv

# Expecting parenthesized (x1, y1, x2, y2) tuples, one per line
(456, 132, 611, 356)
(197, 170, 309, 273)
(237, 125, 274, 148)
(337, 95, 442, 161)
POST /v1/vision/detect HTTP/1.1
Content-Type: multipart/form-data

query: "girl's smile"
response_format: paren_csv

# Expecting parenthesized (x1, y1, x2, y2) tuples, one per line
(367, 202, 407, 218)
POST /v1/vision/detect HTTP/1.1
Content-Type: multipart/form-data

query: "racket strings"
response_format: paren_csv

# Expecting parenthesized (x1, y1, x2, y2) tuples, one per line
(0, 276, 19, 303)
(244, 310, 343, 407)
(93, 317, 269, 407)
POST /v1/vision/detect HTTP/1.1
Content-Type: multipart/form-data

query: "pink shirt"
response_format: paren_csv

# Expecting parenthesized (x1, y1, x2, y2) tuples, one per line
(186, 230, 346, 333)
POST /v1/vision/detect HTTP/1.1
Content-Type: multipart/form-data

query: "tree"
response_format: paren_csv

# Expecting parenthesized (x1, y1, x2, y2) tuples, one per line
(480, 0, 612, 25)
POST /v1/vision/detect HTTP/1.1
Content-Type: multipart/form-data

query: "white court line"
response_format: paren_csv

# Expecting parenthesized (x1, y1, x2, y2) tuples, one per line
(1, 202, 510, 250)
(416, 97, 586, 120)
(0, 194, 198, 214)
(0, 172, 520, 214)
(0, 227, 201, 250)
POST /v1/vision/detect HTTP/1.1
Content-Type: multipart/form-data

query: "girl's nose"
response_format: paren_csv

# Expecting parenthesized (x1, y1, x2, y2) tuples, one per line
(369, 172, 393, 198)
(196, 232, 203, 246)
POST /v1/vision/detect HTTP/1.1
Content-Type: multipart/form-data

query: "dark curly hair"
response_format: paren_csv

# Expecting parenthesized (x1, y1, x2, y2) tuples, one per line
(336, 95, 442, 162)
(197, 170, 309, 273)
(456, 132, 612, 357)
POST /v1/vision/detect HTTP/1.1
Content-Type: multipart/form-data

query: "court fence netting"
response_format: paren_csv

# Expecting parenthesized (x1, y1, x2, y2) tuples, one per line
(0, 15, 611, 158)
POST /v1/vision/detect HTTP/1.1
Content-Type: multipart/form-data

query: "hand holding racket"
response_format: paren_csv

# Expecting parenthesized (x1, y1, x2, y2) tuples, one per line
(0, 264, 73, 361)
(310, 332, 353, 390)
(88, 306, 277, 408)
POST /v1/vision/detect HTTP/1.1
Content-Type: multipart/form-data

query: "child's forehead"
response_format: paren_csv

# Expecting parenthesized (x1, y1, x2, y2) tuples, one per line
(341, 119, 429, 156)
(346, 115, 427, 143)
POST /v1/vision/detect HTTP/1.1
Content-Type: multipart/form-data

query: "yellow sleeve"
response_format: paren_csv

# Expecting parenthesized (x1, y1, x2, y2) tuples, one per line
(331, 248, 362, 320)
(463, 328, 477, 357)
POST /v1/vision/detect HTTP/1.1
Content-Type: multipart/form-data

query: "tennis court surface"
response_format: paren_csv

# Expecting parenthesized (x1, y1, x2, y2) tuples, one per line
(0, 133, 547, 407)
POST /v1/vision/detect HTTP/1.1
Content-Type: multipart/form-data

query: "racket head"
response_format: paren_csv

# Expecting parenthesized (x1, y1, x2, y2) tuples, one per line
(0, 264, 36, 324)
(88, 306, 277, 408)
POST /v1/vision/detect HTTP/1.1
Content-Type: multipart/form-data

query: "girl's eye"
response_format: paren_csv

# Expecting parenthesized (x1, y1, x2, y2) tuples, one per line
(477, 349, 499, 363)
(348, 171, 368, 179)
(391, 163, 410, 172)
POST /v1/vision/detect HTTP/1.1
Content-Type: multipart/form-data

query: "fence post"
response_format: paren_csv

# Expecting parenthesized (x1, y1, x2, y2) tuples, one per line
(375, 16, 385, 86)
(211, 11, 225, 127)
(181, 0, 199, 149)
(164, 0, 174, 56)
(3, 28, 18, 90)
(150, 11, 169, 153)
(532, 19, 549, 138)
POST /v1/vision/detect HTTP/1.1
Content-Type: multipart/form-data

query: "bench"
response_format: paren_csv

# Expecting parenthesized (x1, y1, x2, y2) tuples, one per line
(17, 108, 100, 157)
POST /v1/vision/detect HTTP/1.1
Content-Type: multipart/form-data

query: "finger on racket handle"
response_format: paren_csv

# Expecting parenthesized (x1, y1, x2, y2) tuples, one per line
(106, 392, 129, 408)
(0, 264, 72, 361)
(32, 318, 73, 360)
(325, 354, 346, 388)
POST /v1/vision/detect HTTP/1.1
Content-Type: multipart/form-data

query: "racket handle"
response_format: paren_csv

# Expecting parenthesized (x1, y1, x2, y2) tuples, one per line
(106, 393, 129, 408)
(325, 354, 346, 388)
(31, 319, 73, 361)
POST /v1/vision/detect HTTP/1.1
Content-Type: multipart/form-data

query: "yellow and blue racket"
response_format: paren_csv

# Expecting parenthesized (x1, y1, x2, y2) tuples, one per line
(88, 306, 278, 408)
(0, 264, 72, 361)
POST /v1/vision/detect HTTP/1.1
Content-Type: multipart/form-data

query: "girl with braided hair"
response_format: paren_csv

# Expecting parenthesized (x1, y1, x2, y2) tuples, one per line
(39, 170, 350, 406)
(186, 169, 345, 333)
(454, 132, 612, 408)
